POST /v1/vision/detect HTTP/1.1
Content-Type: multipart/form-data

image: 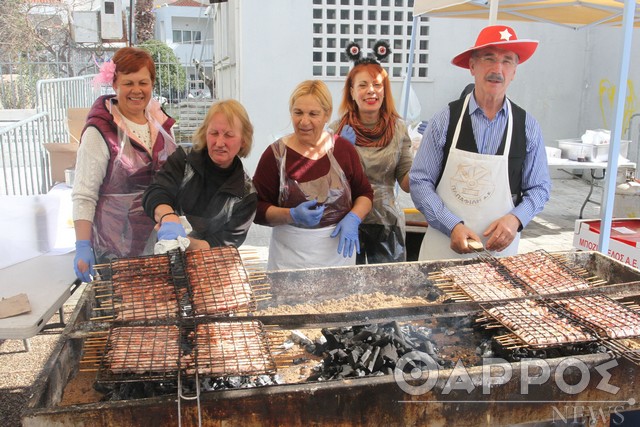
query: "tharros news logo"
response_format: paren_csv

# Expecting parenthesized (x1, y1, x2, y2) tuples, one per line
(393, 351, 636, 424)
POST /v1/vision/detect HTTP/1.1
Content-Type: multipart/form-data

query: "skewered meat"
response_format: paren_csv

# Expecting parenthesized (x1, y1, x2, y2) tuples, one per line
(440, 262, 527, 301)
(111, 281, 179, 320)
(189, 321, 275, 376)
(185, 247, 254, 315)
(105, 325, 181, 374)
(498, 251, 589, 294)
(555, 295, 640, 339)
(485, 300, 594, 347)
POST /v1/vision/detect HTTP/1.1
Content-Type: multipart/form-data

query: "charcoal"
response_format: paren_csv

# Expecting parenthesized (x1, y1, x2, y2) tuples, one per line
(293, 357, 309, 365)
(367, 347, 382, 372)
(379, 343, 398, 363)
(426, 289, 440, 301)
(336, 349, 348, 360)
(352, 329, 375, 343)
(291, 330, 313, 346)
(423, 340, 436, 355)
(360, 348, 373, 366)
(304, 344, 316, 353)
(339, 365, 354, 377)
(321, 328, 342, 349)
(227, 376, 243, 388)
(348, 348, 361, 368)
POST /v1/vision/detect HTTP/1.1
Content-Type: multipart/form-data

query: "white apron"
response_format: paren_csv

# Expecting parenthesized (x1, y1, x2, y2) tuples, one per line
(267, 224, 356, 270)
(419, 94, 520, 261)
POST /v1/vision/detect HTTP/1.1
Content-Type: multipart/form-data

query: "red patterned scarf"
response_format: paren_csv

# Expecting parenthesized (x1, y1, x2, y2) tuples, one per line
(337, 112, 396, 148)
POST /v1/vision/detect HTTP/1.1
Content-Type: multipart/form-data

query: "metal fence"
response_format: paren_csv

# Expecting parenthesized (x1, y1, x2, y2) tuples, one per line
(0, 112, 50, 195)
(1, 57, 213, 195)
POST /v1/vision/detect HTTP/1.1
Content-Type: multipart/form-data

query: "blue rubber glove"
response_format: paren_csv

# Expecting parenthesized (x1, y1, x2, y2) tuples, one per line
(74, 240, 95, 283)
(290, 199, 325, 227)
(330, 212, 362, 258)
(340, 124, 356, 145)
(417, 120, 428, 135)
(157, 221, 187, 241)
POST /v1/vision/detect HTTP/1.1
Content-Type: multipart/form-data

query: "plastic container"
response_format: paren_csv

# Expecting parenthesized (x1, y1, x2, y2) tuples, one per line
(557, 139, 630, 162)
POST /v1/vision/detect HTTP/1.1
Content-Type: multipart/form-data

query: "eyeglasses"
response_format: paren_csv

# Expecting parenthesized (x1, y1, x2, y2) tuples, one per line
(476, 55, 517, 68)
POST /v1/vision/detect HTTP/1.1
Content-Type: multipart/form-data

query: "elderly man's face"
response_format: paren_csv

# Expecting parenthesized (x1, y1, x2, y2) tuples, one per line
(469, 47, 518, 98)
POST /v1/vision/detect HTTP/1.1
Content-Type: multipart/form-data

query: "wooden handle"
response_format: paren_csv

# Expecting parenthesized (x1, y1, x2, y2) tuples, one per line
(467, 239, 484, 252)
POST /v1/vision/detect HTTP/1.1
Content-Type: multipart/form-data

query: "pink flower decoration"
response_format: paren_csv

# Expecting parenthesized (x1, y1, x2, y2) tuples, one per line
(92, 59, 116, 88)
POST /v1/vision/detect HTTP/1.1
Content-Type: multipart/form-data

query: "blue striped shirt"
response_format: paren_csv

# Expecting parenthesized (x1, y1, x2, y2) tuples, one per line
(409, 95, 551, 236)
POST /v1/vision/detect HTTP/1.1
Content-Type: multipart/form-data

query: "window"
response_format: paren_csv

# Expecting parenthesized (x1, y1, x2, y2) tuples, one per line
(311, 0, 430, 80)
(173, 29, 202, 45)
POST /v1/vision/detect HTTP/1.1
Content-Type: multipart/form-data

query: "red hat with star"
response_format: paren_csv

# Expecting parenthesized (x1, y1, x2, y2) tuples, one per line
(452, 25, 539, 69)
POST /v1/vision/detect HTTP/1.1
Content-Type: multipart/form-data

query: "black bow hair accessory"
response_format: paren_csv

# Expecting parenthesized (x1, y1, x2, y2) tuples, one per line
(345, 40, 391, 65)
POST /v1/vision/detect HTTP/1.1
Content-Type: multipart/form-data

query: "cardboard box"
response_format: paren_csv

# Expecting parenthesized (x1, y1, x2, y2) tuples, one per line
(573, 218, 640, 269)
(67, 108, 89, 144)
(43, 108, 89, 184)
(43, 142, 79, 184)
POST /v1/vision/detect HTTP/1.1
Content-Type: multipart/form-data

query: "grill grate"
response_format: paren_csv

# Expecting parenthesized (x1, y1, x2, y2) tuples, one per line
(551, 295, 640, 339)
(497, 250, 591, 295)
(479, 299, 597, 349)
(431, 260, 528, 302)
(188, 320, 277, 376)
(97, 325, 183, 382)
(185, 248, 256, 316)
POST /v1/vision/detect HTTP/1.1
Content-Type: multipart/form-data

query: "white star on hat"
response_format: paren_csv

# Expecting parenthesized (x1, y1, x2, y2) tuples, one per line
(499, 29, 513, 41)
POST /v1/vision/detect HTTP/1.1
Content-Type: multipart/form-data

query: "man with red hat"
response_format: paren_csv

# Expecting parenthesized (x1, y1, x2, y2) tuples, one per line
(409, 25, 551, 260)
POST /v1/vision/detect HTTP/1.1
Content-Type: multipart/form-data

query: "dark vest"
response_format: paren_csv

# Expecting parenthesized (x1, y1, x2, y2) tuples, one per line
(83, 95, 175, 261)
(439, 97, 527, 204)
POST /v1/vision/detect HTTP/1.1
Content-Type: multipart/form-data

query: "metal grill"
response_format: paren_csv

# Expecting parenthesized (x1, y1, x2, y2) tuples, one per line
(189, 320, 277, 377)
(92, 252, 180, 322)
(430, 260, 528, 302)
(479, 299, 597, 349)
(497, 250, 593, 295)
(185, 247, 257, 316)
(97, 325, 183, 382)
(552, 295, 640, 339)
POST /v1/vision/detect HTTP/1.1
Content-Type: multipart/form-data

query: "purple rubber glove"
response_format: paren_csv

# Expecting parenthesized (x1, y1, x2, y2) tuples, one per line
(290, 199, 325, 227)
(417, 120, 428, 135)
(330, 212, 361, 258)
(340, 124, 356, 145)
(157, 221, 187, 240)
(74, 240, 95, 283)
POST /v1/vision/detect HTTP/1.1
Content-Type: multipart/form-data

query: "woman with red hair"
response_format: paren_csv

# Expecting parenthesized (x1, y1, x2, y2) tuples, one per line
(331, 41, 413, 264)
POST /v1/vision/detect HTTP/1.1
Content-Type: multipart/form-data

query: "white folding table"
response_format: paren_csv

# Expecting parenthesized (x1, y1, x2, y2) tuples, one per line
(0, 252, 79, 351)
(547, 157, 637, 219)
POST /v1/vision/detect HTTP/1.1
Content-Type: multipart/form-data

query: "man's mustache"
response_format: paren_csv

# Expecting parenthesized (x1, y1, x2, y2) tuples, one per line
(486, 73, 504, 83)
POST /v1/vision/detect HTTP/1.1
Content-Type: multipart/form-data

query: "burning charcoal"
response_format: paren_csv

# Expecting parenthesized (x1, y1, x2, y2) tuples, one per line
(315, 335, 327, 346)
(339, 365, 354, 378)
(321, 328, 342, 349)
(348, 348, 361, 368)
(379, 343, 398, 363)
(360, 348, 373, 366)
(336, 349, 348, 360)
(293, 357, 309, 365)
(422, 340, 436, 356)
(291, 330, 313, 346)
(255, 375, 272, 386)
(227, 376, 243, 388)
(304, 344, 316, 354)
(371, 334, 392, 348)
(352, 329, 376, 343)
(311, 343, 326, 357)
(201, 377, 215, 391)
(426, 289, 440, 301)
(367, 347, 382, 372)
(273, 374, 285, 384)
